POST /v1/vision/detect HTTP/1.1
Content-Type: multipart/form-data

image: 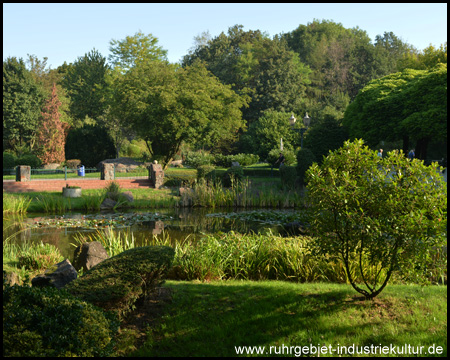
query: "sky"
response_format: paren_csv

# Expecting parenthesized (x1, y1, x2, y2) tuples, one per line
(3, 3, 447, 69)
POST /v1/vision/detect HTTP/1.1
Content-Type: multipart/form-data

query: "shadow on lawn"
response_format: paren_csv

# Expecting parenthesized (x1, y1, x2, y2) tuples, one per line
(127, 281, 446, 357)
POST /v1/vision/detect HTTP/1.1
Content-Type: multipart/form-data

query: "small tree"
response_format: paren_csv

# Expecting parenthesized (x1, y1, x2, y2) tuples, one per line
(36, 83, 69, 164)
(306, 139, 447, 299)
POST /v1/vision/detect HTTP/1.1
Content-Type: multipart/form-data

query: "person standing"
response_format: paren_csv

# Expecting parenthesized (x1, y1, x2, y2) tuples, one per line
(408, 149, 415, 160)
(377, 149, 383, 158)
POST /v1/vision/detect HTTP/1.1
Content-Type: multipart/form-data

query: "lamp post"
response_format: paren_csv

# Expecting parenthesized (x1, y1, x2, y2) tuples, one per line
(289, 112, 310, 149)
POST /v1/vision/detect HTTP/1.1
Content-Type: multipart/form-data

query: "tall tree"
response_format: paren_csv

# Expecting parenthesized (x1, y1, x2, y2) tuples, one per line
(112, 60, 248, 168)
(183, 25, 311, 123)
(343, 64, 447, 160)
(62, 49, 110, 123)
(3, 57, 46, 152)
(36, 83, 69, 164)
(108, 30, 168, 73)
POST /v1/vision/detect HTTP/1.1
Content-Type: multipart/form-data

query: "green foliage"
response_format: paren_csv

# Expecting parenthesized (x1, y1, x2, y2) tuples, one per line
(16, 241, 64, 271)
(267, 147, 296, 166)
(184, 150, 215, 168)
(104, 181, 121, 201)
(196, 164, 216, 181)
(3, 57, 46, 152)
(302, 115, 348, 165)
(296, 148, 317, 185)
(343, 64, 447, 159)
(183, 25, 311, 123)
(306, 139, 447, 299)
(65, 246, 175, 318)
(213, 153, 260, 167)
(3, 276, 119, 357)
(3, 152, 15, 169)
(240, 110, 299, 160)
(61, 49, 110, 122)
(222, 165, 244, 187)
(279, 165, 298, 190)
(108, 31, 168, 73)
(65, 124, 116, 167)
(15, 154, 42, 168)
(111, 60, 248, 168)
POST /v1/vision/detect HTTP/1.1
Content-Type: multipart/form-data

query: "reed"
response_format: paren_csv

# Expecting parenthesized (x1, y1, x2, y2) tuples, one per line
(71, 226, 138, 257)
(37, 193, 70, 213)
(3, 193, 32, 215)
(179, 178, 304, 208)
(82, 191, 105, 211)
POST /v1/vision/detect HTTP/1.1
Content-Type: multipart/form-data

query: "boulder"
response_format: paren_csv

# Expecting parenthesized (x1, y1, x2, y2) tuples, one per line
(31, 259, 77, 289)
(73, 241, 110, 272)
(100, 197, 117, 209)
(121, 191, 134, 203)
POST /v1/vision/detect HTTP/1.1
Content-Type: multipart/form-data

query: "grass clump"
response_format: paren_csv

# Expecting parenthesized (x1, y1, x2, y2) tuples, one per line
(3, 273, 119, 357)
(65, 246, 175, 319)
(3, 193, 31, 215)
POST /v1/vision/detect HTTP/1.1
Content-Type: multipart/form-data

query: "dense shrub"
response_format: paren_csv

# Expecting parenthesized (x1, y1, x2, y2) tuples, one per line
(296, 148, 317, 185)
(184, 150, 214, 168)
(214, 153, 260, 167)
(267, 148, 296, 166)
(3, 275, 119, 357)
(65, 125, 116, 167)
(15, 154, 42, 168)
(197, 164, 216, 182)
(303, 115, 348, 165)
(279, 165, 298, 190)
(65, 246, 175, 318)
(3, 152, 15, 169)
(222, 166, 244, 187)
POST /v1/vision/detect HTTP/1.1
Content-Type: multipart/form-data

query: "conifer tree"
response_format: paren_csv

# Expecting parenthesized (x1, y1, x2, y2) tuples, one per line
(37, 83, 69, 164)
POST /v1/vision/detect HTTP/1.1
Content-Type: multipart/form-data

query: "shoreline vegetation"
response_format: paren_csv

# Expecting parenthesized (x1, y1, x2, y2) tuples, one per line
(3, 160, 447, 357)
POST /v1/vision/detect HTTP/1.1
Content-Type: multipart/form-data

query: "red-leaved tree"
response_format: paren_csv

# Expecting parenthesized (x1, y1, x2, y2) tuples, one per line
(36, 83, 70, 164)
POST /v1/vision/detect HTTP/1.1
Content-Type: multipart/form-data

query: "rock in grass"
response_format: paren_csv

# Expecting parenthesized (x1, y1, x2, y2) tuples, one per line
(65, 245, 175, 318)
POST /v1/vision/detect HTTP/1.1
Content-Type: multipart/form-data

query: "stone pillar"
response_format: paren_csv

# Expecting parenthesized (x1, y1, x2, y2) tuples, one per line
(148, 163, 164, 189)
(101, 163, 115, 180)
(16, 165, 31, 182)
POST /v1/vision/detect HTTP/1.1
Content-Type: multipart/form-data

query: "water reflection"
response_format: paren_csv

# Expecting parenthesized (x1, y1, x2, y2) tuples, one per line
(3, 208, 298, 261)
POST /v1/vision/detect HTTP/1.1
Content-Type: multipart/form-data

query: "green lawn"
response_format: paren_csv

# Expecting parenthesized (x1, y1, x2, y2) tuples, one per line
(123, 280, 447, 357)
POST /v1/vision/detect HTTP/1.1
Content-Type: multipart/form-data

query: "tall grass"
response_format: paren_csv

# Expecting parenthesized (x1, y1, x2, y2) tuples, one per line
(3, 193, 32, 215)
(72, 226, 138, 257)
(37, 193, 70, 213)
(179, 178, 303, 208)
(68, 227, 446, 285)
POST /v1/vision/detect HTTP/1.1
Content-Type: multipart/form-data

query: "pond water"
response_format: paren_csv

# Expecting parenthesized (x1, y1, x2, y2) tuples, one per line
(3, 208, 304, 262)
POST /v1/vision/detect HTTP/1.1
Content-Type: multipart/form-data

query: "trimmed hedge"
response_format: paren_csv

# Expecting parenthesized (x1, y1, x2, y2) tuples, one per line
(65, 246, 175, 319)
(222, 166, 244, 187)
(280, 165, 298, 190)
(3, 274, 119, 357)
(15, 154, 42, 168)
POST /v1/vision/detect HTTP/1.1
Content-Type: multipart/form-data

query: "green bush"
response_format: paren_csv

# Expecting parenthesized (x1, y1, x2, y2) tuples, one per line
(267, 148, 296, 166)
(184, 150, 214, 168)
(213, 153, 260, 167)
(3, 274, 119, 357)
(222, 166, 244, 187)
(65, 246, 175, 319)
(3, 152, 15, 169)
(65, 125, 116, 167)
(197, 164, 216, 182)
(15, 154, 42, 168)
(296, 148, 317, 185)
(279, 165, 298, 190)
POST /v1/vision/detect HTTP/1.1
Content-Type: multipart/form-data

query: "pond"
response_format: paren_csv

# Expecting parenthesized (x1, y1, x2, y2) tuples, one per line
(3, 208, 306, 262)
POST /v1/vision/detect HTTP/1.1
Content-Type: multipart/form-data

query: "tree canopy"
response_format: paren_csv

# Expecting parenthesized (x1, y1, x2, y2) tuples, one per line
(343, 64, 447, 159)
(111, 60, 249, 167)
(3, 57, 46, 152)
